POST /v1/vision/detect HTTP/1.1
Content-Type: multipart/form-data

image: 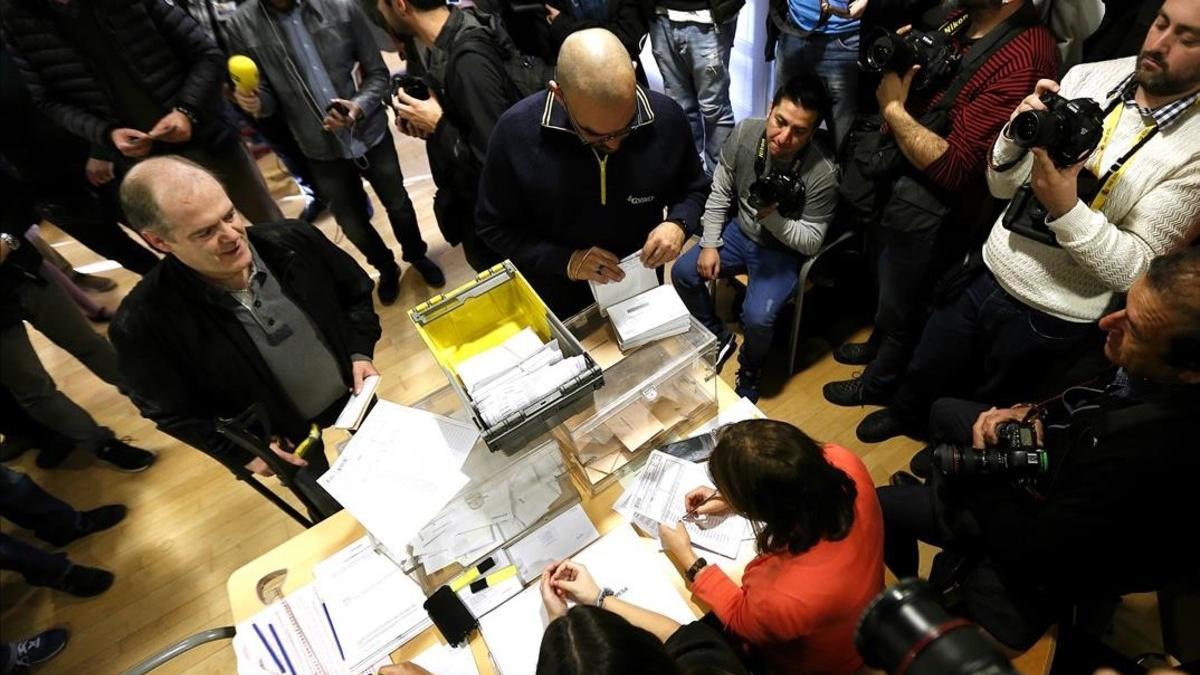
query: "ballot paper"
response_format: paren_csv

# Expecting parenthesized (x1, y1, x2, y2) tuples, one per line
(588, 251, 659, 316)
(333, 375, 381, 430)
(455, 328, 546, 395)
(233, 584, 355, 675)
(479, 526, 696, 675)
(607, 284, 692, 351)
(614, 451, 749, 559)
(475, 355, 588, 426)
(313, 537, 431, 673)
(318, 401, 477, 560)
(410, 447, 565, 574)
(505, 503, 599, 582)
(410, 641, 480, 675)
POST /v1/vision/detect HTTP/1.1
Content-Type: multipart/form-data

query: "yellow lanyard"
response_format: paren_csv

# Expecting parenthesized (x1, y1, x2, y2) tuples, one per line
(1086, 104, 1156, 211)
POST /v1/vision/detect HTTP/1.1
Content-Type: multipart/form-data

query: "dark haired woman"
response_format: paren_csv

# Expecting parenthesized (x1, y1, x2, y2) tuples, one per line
(535, 560, 748, 675)
(659, 419, 884, 674)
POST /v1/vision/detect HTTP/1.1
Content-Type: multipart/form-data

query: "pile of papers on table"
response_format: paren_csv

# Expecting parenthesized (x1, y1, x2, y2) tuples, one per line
(588, 252, 692, 351)
(456, 328, 588, 426)
(232, 537, 429, 675)
(409, 449, 565, 574)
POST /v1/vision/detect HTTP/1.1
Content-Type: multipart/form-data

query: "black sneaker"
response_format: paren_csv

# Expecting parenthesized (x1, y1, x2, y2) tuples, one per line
(833, 340, 878, 365)
(12, 628, 69, 669)
(95, 438, 156, 472)
(0, 434, 35, 462)
(734, 368, 760, 403)
(35, 439, 73, 469)
(411, 257, 446, 288)
(856, 408, 907, 444)
(377, 265, 402, 305)
(42, 505, 128, 547)
(823, 376, 887, 407)
(55, 563, 114, 597)
(714, 334, 737, 374)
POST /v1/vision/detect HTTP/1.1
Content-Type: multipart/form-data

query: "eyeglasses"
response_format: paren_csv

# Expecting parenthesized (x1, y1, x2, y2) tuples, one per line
(561, 96, 638, 148)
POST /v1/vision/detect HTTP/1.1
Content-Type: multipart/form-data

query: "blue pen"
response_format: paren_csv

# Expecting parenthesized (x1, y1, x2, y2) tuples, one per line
(321, 602, 345, 660)
(269, 623, 296, 675)
(252, 623, 285, 673)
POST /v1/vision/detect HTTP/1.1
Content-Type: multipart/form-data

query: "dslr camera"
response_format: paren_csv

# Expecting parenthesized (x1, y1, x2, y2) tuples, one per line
(857, 578, 1017, 675)
(931, 421, 1048, 488)
(1010, 91, 1104, 167)
(390, 73, 430, 101)
(860, 27, 961, 90)
(747, 171, 807, 219)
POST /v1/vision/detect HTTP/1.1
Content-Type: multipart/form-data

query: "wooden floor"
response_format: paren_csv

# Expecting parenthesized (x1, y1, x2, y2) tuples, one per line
(0, 127, 1165, 674)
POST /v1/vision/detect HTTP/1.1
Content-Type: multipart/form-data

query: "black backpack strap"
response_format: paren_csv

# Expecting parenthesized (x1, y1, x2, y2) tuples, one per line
(445, 28, 522, 105)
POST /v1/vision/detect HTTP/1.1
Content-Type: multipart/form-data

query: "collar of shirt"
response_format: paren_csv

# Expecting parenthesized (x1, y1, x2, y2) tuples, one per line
(540, 84, 656, 136)
(200, 242, 267, 305)
(1106, 72, 1200, 131)
(433, 6, 465, 52)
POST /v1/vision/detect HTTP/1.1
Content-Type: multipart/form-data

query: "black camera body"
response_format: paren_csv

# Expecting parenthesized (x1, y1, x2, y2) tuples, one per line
(931, 421, 1048, 484)
(860, 27, 961, 90)
(390, 73, 430, 101)
(747, 171, 807, 219)
(1011, 92, 1105, 167)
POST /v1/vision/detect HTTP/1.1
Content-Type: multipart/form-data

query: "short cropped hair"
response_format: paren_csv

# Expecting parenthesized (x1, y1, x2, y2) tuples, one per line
(771, 72, 829, 119)
(709, 419, 856, 556)
(118, 155, 213, 240)
(1145, 247, 1200, 370)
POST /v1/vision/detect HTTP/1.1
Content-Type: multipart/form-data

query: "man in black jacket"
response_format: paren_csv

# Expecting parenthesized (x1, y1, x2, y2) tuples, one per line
(476, 28, 709, 317)
(876, 247, 1200, 651)
(1, 0, 281, 224)
(110, 156, 382, 486)
(377, 0, 513, 272)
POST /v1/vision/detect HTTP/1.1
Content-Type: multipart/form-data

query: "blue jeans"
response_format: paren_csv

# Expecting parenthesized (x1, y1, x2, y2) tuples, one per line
(775, 30, 860, 152)
(650, 15, 737, 175)
(672, 220, 800, 371)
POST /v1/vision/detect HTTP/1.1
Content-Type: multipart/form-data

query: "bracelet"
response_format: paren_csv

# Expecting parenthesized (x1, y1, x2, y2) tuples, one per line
(595, 587, 615, 609)
(174, 105, 199, 125)
(685, 557, 708, 583)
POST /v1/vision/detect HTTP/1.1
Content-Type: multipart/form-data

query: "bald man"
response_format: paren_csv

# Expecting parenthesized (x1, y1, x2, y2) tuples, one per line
(109, 156, 380, 510)
(476, 28, 709, 317)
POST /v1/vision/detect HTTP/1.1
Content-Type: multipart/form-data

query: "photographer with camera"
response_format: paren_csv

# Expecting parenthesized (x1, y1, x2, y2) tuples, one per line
(824, 0, 1059, 441)
(876, 247, 1200, 652)
(672, 74, 839, 401)
(854, 0, 1200, 442)
(226, 0, 445, 303)
(375, 0, 548, 272)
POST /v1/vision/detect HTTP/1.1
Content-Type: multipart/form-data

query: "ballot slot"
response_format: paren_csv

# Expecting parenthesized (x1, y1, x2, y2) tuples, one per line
(554, 314, 719, 495)
(409, 261, 605, 454)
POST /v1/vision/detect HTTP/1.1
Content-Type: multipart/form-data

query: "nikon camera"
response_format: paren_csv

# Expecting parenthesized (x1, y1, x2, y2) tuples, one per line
(859, 27, 961, 91)
(1011, 91, 1104, 167)
(747, 171, 807, 219)
(931, 421, 1048, 487)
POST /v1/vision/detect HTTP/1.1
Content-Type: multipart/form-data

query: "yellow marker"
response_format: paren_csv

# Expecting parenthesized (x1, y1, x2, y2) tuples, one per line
(228, 55, 259, 93)
(450, 568, 482, 593)
(468, 565, 518, 594)
(293, 424, 321, 460)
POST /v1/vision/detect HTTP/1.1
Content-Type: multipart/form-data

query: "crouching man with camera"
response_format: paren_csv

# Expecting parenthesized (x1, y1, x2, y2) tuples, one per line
(672, 74, 840, 401)
(855, 0, 1200, 443)
(876, 247, 1200, 652)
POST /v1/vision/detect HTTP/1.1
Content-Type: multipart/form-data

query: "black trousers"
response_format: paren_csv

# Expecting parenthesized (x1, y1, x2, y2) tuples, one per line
(0, 466, 79, 586)
(877, 482, 1059, 651)
(309, 134, 427, 272)
(36, 181, 159, 276)
(890, 271, 1097, 432)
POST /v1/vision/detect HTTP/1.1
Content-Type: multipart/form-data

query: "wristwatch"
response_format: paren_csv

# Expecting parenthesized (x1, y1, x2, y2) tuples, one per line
(174, 104, 199, 125)
(595, 587, 616, 609)
(0, 232, 20, 252)
(685, 557, 709, 583)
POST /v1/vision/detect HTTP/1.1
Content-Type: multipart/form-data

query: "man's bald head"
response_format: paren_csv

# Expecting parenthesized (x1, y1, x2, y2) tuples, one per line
(555, 28, 635, 104)
(120, 155, 224, 240)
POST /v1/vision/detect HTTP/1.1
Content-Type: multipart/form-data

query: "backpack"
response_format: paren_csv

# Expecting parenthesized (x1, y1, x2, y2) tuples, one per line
(445, 9, 555, 107)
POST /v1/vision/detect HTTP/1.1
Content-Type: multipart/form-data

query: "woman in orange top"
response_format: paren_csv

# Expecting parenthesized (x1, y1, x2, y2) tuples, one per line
(660, 419, 885, 674)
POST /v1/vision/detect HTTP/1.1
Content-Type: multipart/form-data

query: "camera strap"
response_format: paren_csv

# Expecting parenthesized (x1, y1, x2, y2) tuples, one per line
(753, 132, 807, 181)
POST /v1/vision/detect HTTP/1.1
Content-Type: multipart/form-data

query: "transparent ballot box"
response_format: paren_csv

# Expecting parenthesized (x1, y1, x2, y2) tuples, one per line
(408, 262, 604, 454)
(555, 310, 718, 494)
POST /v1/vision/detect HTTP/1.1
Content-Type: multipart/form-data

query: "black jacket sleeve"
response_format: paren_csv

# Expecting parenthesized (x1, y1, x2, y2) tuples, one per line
(109, 308, 245, 467)
(347, 1, 391, 123)
(446, 50, 512, 165)
(4, 45, 115, 160)
(143, 0, 225, 121)
(548, 0, 651, 58)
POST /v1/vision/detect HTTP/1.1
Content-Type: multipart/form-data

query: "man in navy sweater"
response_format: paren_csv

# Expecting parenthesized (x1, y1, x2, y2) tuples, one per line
(476, 28, 709, 317)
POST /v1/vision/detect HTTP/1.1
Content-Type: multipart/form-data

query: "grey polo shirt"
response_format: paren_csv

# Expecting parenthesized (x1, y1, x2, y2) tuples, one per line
(224, 246, 347, 420)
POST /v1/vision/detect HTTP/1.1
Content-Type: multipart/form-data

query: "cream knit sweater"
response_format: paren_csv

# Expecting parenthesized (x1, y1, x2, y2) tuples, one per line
(982, 56, 1200, 322)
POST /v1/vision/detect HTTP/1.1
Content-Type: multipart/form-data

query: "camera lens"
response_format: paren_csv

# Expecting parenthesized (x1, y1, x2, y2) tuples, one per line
(1011, 110, 1061, 149)
(862, 29, 897, 72)
(856, 579, 1017, 675)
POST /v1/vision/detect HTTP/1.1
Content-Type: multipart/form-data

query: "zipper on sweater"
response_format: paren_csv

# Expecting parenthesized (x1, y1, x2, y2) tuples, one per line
(592, 148, 609, 205)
